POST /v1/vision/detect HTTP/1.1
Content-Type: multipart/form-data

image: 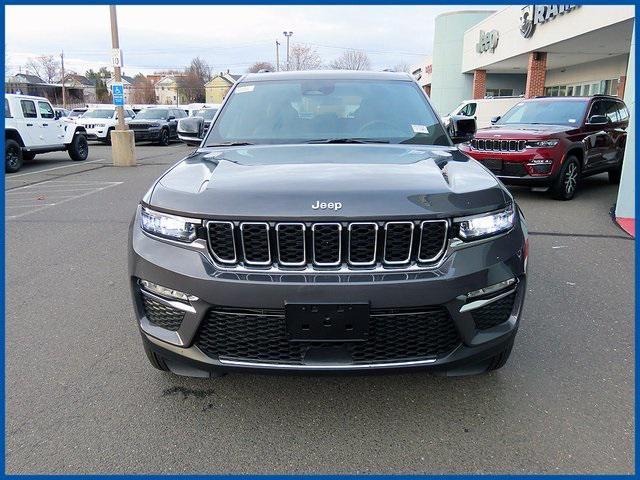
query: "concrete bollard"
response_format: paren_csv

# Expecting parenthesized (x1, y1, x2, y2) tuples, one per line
(111, 130, 136, 167)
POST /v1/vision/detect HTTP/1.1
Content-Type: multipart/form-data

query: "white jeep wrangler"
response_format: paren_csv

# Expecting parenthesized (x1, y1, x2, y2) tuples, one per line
(5, 94, 89, 173)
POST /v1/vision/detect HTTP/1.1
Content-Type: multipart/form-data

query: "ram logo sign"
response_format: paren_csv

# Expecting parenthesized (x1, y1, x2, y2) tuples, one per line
(476, 30, 499, 54)
(520, 5, 580, 38)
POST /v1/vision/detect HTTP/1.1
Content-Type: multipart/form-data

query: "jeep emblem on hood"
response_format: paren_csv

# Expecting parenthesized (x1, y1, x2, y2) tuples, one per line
(312, 200, 342, 211)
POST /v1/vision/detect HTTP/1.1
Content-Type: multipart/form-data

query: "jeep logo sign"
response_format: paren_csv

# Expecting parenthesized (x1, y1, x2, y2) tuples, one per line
(312, 200, 342, 211)
(476, 29, 499, 54)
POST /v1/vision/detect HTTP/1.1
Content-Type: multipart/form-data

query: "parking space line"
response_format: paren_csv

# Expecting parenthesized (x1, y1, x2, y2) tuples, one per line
(6, 180, 123, 220)
(6, 158, 107, 178)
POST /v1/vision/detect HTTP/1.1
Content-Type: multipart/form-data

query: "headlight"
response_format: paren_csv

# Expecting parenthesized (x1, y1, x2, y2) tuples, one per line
(457, 204, 515, 240)
(140, 206, 199, 242)
(526, 139, 559, 148)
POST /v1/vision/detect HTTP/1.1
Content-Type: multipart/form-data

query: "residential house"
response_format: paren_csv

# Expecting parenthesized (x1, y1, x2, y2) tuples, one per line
(5, 73, 85, 106)
(154, 75, 187, 105)
(62, 74, 97, 103)
(205, 71, 241, 103)
(106, 75, 136, 103)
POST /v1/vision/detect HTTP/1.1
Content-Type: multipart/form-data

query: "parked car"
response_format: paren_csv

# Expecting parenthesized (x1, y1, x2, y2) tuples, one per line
(5, 94, 89, 172)
(177, 107, 219, 145)
(54, 107, 70, 119)
(128, 107, 186, 145)
(75, 107, 136, 144)
(442, 97, 524, 129)
(459, 95, 628, 200)
(129, 70, 527, 378)
(65, 107, 88, 123)
(183, 102, 220, 116)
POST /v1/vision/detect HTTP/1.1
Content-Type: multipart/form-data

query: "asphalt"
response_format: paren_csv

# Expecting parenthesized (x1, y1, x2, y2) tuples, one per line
(5, 143, 635, 474)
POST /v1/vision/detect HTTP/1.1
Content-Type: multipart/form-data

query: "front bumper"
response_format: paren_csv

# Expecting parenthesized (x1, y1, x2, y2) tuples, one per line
(129, 207, 528, 376)
(84, 127, 108, 141)
(133, 129, 162, 142)
(461, 146, 562, 187)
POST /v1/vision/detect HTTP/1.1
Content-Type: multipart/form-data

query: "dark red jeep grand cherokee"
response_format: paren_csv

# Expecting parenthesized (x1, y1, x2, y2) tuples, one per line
(459, 95, 628, 200)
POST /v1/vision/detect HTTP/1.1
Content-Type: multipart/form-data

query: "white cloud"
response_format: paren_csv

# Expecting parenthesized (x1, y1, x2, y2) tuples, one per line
(6, 5, 496, 76)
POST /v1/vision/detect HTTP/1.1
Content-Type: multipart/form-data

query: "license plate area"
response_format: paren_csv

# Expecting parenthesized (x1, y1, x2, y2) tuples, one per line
(285, 303, 369, 342)
(483, 158, 503, 173)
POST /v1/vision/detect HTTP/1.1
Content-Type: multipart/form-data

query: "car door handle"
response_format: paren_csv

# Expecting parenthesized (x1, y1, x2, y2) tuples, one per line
(42, 123, 48, 126)
(26, 123, 33, 126)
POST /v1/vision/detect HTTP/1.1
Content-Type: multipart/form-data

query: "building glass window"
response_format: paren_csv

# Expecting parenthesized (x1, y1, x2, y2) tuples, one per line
(486, 88, 514, 97)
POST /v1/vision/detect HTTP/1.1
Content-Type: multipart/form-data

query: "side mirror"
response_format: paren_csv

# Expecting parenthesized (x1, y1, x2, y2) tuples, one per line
(588, 115, 609, 125)
(167, 116, 176, 122)
(55, 111, 62, 120)
(490, 116, 501, 124)
(449, 115, 477, 144)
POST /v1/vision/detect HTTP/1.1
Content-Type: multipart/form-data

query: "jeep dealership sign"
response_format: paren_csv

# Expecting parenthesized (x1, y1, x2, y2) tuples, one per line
(520, 5, 580, 38)
(476, 29, 499, 53)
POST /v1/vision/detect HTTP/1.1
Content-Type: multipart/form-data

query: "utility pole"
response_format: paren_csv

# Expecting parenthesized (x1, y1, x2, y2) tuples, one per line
(109, 5, 126, 131)
(60, 50, 66, 109)
(275, 40, 280, 72)
(108, 5, 135, 166)
(283, 31, 293, 70)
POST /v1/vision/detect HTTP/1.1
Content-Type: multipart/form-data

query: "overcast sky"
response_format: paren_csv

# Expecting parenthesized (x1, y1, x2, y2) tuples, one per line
(6, 5, 496, 77)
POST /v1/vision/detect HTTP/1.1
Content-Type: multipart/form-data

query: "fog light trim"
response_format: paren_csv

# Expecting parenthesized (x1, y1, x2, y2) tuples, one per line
(139, 279, 198, 302)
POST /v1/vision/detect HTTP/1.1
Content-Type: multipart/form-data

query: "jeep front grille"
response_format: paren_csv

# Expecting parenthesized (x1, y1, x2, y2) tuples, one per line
(471, 139, 526, 152)
(206, 219, 448, 270)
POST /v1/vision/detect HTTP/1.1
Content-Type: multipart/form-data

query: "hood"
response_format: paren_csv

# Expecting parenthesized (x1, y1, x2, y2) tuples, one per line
(148, 144, 509, 219)
(475, 123, 575, 139)
(129, 119, 163, 126)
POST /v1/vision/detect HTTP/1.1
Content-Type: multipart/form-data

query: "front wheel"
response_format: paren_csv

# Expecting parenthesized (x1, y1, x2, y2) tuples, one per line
(68, 134, 89, 161)
(550, 156, 580, 200)
(5, 139, 23, 173)
(104, 128, 114, 146)
(158, 128, 170, 146)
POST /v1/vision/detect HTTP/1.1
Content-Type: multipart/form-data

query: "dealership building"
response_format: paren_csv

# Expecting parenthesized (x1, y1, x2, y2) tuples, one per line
(412, 4, 635, 235)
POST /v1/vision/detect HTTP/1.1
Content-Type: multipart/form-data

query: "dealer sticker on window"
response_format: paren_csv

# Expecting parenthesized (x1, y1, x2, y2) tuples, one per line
(411, 124, 429, 134)
(235, 85, 255, 93)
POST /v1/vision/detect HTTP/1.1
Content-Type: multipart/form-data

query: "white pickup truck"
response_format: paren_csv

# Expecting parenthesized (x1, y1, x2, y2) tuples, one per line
(5, 93, 89, 172)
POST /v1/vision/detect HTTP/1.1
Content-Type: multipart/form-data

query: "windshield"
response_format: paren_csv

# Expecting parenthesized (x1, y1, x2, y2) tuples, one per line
(82, 109, 114, 119)
(135, 109, 168, 120)
(205, 79, 449, 146)
(196, 109, 218, 120)
(497, 100, 588, 126)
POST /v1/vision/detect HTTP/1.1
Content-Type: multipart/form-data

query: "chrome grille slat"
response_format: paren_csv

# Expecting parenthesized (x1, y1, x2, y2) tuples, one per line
(312, 223, 342, 267)
(206, 220, 448, 270)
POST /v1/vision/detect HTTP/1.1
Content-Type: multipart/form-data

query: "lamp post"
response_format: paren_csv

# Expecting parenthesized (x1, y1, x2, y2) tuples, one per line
(283, 31, 293, 70)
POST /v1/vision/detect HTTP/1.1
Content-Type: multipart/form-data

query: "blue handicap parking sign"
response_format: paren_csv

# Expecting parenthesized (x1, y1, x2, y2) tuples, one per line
(112, 83, 124, 106)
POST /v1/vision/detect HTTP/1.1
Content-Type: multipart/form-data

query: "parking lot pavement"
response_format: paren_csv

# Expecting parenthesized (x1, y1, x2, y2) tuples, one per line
(5, 145, 634, 474)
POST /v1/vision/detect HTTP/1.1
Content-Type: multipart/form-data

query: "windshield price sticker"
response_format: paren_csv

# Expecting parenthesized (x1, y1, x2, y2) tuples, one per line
(412, 124, 429, 134)
(236, 85, 255, 93)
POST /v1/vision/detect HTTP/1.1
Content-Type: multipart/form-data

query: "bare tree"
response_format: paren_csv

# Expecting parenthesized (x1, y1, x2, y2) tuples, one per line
(393, 62, 411, 73)
(247, 61, 275, 73)
(25, 55, 60, 82)
(131, 74, 157, 104)
(330, 50, 371, 71)
(287, 44, 322, 71)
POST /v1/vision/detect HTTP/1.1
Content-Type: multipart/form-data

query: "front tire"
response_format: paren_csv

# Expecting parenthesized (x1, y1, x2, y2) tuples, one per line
(158, 128, 170, 146)
(104, 128, 114, 146)
(5, 139, 23, 173)
(68, 133, 89, 161)
(550, 156, 580, 200)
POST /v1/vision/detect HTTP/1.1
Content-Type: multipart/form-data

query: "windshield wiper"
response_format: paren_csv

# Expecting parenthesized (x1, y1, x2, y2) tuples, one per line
(304, 138, 389, 144)
(206, 141, 254, 147)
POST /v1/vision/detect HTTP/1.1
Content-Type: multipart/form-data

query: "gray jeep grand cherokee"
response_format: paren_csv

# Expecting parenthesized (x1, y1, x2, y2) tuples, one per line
(129, 71, 528, 377)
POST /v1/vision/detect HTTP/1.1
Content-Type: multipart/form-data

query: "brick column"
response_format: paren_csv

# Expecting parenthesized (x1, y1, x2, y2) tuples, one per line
(472, 70, 487, 99)
(617, 76, 627, 98)
(525, 52, 547, 98)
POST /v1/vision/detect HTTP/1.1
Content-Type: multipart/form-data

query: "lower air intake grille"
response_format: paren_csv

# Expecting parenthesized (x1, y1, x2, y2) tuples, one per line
(471, 292, 517, 330)
(142, 295, 185, 331)
(195, 306, 460, 364)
